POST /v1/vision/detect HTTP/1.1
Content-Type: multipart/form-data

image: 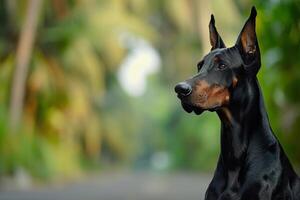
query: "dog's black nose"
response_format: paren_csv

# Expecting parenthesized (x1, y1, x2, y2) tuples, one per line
(175, 82, 192, 96)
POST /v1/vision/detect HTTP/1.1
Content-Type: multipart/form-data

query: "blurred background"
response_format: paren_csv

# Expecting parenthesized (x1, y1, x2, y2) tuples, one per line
(0, 0, 299, 199)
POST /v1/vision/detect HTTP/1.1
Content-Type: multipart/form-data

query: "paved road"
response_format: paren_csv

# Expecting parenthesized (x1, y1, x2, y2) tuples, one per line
(0, 172, 211, 200)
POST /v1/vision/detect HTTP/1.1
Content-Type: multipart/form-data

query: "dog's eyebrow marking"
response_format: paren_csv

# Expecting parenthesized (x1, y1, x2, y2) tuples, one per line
(213, 56, 221, 63)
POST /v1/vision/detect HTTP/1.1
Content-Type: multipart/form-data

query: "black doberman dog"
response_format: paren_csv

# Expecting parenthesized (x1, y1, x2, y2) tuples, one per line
(175, 7, 300, 200)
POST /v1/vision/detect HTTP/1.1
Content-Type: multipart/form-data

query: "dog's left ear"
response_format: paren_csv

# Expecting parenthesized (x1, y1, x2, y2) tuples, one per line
(209, 15, 226, 50)
(236, 6, 261, 74)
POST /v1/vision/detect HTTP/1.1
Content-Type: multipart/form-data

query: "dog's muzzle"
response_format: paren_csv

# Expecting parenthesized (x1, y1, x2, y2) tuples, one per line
(175, 82, 204, 115)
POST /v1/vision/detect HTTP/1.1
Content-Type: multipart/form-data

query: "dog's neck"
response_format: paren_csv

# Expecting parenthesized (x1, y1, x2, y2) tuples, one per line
(216, 77, 275, 170)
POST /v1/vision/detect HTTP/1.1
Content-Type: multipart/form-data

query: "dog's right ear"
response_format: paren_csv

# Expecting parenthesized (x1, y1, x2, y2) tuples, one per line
(235, 6, 261, 75)
(209, 15, 226, 50)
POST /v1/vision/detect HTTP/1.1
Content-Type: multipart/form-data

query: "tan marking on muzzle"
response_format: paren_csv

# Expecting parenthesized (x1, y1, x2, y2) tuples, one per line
(190, 80, 230, 109)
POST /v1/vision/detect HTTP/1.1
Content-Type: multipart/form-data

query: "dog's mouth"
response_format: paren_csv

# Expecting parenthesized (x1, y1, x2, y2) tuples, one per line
(178, 94, 222, 115)
(181, 102, 204, 115)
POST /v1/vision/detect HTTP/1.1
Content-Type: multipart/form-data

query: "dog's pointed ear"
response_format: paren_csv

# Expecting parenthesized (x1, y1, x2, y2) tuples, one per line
(209, 15, 226, 50)
(236, 7, 260, 61)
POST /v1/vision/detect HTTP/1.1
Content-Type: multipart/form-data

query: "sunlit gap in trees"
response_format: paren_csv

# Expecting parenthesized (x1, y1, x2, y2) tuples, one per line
(117, 32, 161, 97)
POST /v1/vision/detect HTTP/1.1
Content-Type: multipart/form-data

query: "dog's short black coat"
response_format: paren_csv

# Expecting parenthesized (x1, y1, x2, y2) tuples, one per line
(175, 6, 300, 200)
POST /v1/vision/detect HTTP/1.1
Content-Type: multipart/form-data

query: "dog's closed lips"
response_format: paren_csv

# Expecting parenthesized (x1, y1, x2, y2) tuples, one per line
(181, 102, 193, 113)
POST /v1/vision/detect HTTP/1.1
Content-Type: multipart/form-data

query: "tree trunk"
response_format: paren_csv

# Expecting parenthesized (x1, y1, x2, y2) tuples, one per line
(9, 0, 43, 130)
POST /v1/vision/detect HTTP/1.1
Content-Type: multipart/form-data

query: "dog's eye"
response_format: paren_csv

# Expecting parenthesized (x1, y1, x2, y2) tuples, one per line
(217, 63, 227, 70)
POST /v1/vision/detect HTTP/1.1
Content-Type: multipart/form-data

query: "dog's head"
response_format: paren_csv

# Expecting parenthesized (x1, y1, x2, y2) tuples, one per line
(175, 7, 261, 115)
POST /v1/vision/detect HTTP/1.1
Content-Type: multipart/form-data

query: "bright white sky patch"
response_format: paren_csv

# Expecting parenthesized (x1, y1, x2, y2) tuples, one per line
(118, 34, 161, 97)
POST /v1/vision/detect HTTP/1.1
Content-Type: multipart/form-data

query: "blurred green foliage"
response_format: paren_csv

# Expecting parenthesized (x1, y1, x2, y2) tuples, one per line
(0, 0, 299, 180)
(254, 0, 300, 165)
